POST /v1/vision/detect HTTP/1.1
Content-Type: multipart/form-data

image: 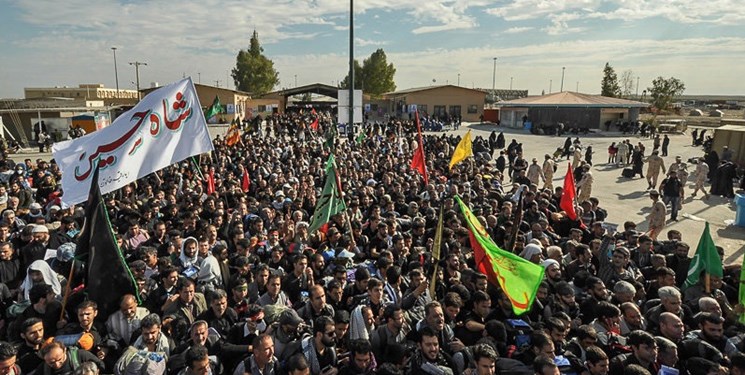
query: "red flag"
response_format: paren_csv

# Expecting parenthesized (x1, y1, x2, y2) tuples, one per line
(410, 111, 428, 185)
(207, 170, 216, 195)
(241, 171, 250, 193)
(310, 117, 319, 131)
(470, 229, 500, 286)
(560, 163, 578, 220)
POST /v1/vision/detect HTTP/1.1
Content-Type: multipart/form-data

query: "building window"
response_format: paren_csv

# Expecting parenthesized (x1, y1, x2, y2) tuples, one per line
(449, 105, 461, 117)
(468, 105, 478, 114)
(418, 104, 427, 114)
(433, 105, 446, 117)
(258, 105, 267, 112)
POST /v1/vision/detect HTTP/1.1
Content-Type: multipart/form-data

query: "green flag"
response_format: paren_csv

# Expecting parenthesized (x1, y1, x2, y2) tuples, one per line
(205, 96, 222, 119)
(684, 222, 723, 290)
(308, 154, 347, 233)
(355, 131, 366, 145)
(455, 196, 544, 315)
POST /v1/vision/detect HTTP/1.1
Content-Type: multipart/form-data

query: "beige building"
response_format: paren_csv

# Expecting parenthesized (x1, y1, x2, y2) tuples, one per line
(24, 84, 139, 106)
(498, 91, 648, 130)
(382, 85, 487, 122)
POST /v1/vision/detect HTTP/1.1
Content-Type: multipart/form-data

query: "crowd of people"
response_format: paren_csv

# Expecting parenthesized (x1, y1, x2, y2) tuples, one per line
(0, 112, 742, 375)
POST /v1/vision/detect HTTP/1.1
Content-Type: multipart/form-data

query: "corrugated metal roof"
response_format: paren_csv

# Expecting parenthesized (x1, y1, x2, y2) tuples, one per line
(498, 91, 649, 108)
(384, 85, 488, 96)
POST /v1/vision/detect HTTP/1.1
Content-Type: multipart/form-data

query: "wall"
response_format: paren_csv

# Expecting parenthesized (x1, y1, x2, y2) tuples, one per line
(527, 108, 602, 129)
(391, 86, 486, 122)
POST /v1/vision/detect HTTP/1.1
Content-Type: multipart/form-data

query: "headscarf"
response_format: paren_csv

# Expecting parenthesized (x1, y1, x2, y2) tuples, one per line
(520, 243, 542, 261)
(542, 259, 560, 271)
(349, 305, 372, 341)
(179, 237, 199, 269)
(56, 242, 76, 262)
(21, 260, 62, 301)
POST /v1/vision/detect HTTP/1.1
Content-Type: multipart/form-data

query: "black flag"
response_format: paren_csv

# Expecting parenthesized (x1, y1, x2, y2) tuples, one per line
(76, 167, 139, 315)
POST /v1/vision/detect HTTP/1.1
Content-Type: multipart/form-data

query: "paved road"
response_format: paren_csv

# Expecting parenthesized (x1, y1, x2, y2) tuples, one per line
(11, 123, 745, 265)
(443, 123, 745, 266)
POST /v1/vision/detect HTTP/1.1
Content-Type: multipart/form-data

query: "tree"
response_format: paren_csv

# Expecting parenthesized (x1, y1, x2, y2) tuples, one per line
(340, 49, 396, 97)
(648, 76, 685, 112)
(620, 70, 635, 98)
(232, 31, 279, 95)
(600, 62, 621, 97)
(338, 60, 363, 90)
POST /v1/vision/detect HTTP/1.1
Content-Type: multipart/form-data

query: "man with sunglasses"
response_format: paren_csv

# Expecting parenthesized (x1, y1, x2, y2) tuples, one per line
(282, 316, 339, 375)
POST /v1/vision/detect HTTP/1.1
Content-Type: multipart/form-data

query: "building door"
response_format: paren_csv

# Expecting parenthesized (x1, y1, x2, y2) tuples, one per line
(449, 105, 462, 118)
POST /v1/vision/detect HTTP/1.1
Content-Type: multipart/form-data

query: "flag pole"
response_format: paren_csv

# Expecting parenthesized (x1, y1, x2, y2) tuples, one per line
(429, 205, 444, 299)
(59, 261, 76, 320)
(508, 190, 524, 253)
(331, 156, 356, 248)
(191, 156, 205, 181)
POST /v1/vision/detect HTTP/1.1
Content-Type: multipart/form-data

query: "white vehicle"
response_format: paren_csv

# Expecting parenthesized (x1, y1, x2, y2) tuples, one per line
(657, 119, 687, 133)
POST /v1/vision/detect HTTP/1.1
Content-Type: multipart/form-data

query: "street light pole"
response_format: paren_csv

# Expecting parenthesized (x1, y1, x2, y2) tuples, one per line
(560, 67, 565, 92)
(457, 73, 460, 86)
(549, 80, 552, 94)
(492, 57, 497, 91)
(111, 47, 119, 97)
(510, 77, 513, 90)
(576, 81, 579, 92)
(294, 75, 297, 88)
(129, 61, 147, 100)
(348, 0, 354, 130)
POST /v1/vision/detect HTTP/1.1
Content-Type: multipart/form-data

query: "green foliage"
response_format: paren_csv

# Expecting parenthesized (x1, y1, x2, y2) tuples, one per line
(648, 76, 686, 111)
(231, 31, 279, 95)
(338, 60, 363, 90)
(601, 62, 621, 97)
(339, 49, 396, 97)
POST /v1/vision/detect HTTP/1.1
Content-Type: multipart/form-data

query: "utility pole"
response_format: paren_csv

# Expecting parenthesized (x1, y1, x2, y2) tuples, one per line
(560, 67, 565, 92)
(492, 57, 497, 91)
(576, 81, 579, 92)
(111, 47, 119, 97)
(510, 77, 513, 90)
(549, 79, 552, 94)
(457, 73, 460, 86)
(198, 72, 201, 84)
(214, 80, 220, 88)
(348, 0, 354, 131)
(129, 61, 147, 100)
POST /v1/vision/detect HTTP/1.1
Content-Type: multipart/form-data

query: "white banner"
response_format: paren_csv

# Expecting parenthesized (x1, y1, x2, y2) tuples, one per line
(53, 78, 214, 205)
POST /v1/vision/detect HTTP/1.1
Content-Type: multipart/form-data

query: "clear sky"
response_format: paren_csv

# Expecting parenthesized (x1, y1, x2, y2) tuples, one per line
(1, 0, 744, 99)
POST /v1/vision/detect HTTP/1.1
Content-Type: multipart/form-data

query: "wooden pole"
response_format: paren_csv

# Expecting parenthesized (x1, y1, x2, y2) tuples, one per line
(59, 261, 76, 320)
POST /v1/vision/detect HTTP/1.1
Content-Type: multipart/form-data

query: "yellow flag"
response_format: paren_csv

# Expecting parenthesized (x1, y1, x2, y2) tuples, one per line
(449, 129, 473, 169)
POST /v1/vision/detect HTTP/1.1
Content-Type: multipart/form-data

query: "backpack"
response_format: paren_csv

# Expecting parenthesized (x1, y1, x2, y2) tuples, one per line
(114, 346, 167, 375)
